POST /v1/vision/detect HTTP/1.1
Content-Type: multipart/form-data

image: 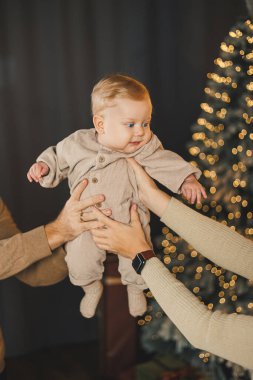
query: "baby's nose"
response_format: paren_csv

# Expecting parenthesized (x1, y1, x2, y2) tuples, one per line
(134, 124, 145, 136)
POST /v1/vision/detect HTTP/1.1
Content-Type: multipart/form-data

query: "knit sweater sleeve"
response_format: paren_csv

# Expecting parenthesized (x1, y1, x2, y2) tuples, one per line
(161, 197, 253, 280)
(0, 198, 68, 285)
(142, 258, 253, 370)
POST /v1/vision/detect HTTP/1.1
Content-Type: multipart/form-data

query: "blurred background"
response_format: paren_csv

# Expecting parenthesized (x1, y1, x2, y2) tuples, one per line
(0, 0, 250, 379)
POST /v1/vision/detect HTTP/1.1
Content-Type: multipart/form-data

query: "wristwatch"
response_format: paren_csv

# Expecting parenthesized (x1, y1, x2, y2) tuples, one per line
(132, 249, 156, 274)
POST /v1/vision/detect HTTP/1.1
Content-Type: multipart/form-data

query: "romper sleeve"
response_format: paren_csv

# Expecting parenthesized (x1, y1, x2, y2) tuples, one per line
(134, 134, 201, 194)
(37, 137, 69, 188)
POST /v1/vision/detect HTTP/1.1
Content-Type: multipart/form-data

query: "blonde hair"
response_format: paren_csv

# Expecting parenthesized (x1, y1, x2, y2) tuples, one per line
(91, 74, 152, 115)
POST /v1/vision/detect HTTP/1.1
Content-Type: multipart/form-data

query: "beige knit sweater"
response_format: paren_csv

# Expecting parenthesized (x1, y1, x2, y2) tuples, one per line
(142, 197, 253, 370)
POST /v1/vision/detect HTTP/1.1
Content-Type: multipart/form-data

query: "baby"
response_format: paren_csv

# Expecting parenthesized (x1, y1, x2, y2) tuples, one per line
(27, 74, 206, 318)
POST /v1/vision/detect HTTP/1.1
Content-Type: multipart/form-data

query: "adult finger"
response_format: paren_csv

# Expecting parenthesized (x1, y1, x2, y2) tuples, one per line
(76, 195, 106, 212)
(90, 228, 108, 239)
(130, 204, 142, 227)
(81, 220, 106, 231)
(70, 179, 89, 201)
(93, 240, 109, 251)
(80, 208, 111, 222)
(90, 207, 115, 228)
(127, 157, 141, 171)
(127, 158, 149, 181)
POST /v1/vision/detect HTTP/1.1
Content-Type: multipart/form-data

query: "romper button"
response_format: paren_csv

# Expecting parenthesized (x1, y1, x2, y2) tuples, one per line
(98, 156, 105, 163)
(92, 177, 98, 183)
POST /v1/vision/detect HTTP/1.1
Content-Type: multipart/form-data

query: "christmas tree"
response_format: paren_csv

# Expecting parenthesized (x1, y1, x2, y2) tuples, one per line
(139, 12, 253, 380)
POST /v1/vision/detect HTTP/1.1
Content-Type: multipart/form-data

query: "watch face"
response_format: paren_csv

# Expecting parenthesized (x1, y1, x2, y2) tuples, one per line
(132, 254, 145, 274)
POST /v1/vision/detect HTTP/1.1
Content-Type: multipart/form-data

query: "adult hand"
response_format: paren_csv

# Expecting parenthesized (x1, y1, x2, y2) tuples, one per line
(45, 179, 111, 250)
(127, 158, 171, 217)
(91, 204, 150, 259)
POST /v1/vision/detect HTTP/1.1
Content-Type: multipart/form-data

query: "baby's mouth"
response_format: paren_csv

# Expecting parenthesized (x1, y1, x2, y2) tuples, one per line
(129, 140, 143, 144)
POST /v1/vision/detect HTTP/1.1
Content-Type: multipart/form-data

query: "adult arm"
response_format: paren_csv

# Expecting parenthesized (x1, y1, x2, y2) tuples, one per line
(128, 157, 253, 280)
(142, 257, 253, 370)
(0, 180, 110, 285)
(90, 203, 253, 370)
(0, 199, 55, 281)
(161, 197, 253, 280)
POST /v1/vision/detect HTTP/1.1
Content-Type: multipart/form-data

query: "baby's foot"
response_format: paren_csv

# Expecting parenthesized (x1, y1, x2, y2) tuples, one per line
(80, 280, 103, 318)
(127, 285, 147, 317)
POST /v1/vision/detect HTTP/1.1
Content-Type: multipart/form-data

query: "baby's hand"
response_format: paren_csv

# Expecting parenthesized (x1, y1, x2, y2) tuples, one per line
(27, 162, 49, 183)
(180, 174, 207, 204)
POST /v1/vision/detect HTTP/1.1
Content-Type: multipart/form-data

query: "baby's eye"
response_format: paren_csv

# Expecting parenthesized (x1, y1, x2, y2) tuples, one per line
(127, 123, 135, 128)
(142, 122, 150, 128)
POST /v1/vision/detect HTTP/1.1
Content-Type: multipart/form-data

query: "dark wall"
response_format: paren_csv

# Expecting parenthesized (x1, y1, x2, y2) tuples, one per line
(0, 0, 247, 355)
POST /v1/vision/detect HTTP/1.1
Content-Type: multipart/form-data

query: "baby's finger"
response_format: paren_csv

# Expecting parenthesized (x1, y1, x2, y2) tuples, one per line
(30, 166, 39, 182)
(197, 190, 202, 205)
(27, 172, 33, 182)
(185, 189, 192, 203)
(201, 187, 207, 199)
(182, 188, 187, 199)
(34, 165, 43, 179)
(30, 169, 40, 183)
(191, 190, 196, 204)
(41, 165, 49, 176)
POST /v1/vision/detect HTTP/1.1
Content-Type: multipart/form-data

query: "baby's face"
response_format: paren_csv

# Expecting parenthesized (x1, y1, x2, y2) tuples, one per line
(95, 97, 152, 153)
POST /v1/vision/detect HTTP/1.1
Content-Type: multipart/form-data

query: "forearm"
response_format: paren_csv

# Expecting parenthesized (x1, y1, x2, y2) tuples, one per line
(0, 226, 52, 280)
(142, 258, 253, 370)
(160, 197, 253, 280)
(142, 187, 170, 218)
(45, 220, 69, 250)
(16, 246, 68, 286)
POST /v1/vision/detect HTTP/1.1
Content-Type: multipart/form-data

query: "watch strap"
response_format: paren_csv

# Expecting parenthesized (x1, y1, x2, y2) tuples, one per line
(140, 250, 156, 260)
(132, 249, 156, 274)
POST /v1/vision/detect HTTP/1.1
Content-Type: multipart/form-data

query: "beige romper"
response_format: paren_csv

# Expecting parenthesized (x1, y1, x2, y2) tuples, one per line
(37, 128, 201, 289)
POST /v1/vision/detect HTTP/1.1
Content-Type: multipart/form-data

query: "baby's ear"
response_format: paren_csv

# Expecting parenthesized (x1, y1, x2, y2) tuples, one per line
(93, 115, 104, 134)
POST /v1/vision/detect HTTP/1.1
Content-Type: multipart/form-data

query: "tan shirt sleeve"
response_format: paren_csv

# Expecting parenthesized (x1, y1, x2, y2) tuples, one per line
(161, 197, 253, 280)
(0, 198, 67, 285)
(142, 258, 253, 370)
(135, 134, 201, 193)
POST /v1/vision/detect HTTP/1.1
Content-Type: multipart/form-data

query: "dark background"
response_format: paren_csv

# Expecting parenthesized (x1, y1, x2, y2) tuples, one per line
(0, 0, 248, 357)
